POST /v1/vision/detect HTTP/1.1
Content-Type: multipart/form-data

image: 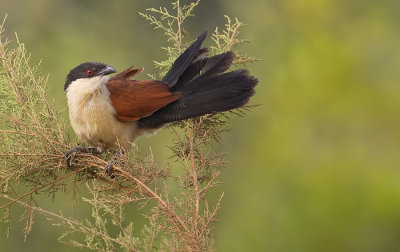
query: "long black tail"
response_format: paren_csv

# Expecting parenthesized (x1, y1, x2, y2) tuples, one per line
(138, 31, 258, 129)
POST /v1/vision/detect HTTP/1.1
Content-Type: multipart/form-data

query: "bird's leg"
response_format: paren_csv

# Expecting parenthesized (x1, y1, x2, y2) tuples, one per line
(65, 147, 101, 167)
(104, 150, 125, 177)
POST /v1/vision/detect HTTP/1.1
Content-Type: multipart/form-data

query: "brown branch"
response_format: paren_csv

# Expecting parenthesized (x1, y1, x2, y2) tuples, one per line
(0, 22, 65, 152)
(176, 0, 182, 53)
(0, 153, 60, 157)
(0, 25, 23, 106)
(1, 195, 124, 247)
(0, 166, 89, 210)
(186, 122, 200, 236)
(21, 50, 66, 144)
(199, 171, 221, 197)
(0, 129, 36, 136)
(0, 149, 189, 249)
(112, 165, 191, 239)
(118, 170, 193, 251)
(84, 154, 193, 251)
(199, 192, 224, 237)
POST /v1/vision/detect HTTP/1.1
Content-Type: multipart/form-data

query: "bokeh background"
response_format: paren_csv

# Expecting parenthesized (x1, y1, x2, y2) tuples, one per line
(1, 0, 400, 251)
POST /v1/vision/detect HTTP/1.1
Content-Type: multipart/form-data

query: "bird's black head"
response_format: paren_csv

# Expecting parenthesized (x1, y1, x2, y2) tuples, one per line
(64, 62, 116, 91)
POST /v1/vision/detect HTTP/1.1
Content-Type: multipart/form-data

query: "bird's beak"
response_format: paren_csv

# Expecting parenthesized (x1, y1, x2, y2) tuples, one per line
(98, 65, 116, 76)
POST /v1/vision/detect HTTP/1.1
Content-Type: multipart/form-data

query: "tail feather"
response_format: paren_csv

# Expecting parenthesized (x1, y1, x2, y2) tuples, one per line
(177, 70, 257, 114)
(195, 51, 234, 79)
(138, 32, 258, 129)
(162, 31, 208, 87)
(172, 51, 234, 92)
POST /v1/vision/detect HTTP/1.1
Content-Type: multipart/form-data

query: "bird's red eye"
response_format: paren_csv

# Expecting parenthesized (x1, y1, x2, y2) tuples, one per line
(87, 69, 93, 76)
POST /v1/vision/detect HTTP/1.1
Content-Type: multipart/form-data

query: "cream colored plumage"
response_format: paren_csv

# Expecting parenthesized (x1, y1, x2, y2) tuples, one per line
(66, 75, 139, 151)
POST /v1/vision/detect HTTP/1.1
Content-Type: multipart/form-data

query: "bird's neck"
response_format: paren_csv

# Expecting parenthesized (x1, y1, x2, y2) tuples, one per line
(65, 75, 112, 113)
(66, 75, 110, 95)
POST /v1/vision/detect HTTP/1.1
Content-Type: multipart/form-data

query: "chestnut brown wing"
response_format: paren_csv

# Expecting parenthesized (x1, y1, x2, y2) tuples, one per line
(110, 66, 144, 80)
(107, 79, 181, 121)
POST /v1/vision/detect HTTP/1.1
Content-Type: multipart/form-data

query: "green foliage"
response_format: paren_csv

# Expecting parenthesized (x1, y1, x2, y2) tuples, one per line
(52, 183, 141, 251)
(0, 1, 257, 251)
(0, 16, 70, 194)
(212, 15, 261, 65)
(139, 0, 200, 78)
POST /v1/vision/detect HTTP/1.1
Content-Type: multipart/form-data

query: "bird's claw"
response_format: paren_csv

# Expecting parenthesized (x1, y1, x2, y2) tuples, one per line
(65, 149, 77, 167)
(104, 161, 115, 178)
(65, 147, 101, 168)
(103, 150, 124, 178)
(65, 147, 120, 179)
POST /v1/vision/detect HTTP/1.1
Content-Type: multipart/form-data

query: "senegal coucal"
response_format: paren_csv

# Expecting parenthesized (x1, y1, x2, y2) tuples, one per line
(64, 31, 258, 176)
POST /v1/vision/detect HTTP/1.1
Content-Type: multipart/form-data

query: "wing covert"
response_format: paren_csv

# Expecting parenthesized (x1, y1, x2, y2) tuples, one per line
(106, 78, 181, 122)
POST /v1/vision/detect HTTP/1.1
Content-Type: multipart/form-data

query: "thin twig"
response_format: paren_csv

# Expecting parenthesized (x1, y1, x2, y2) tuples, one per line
(199, 192, 224, 237)
(186, 122, 200, 236)
(113, 165, 190, 234)
(199, 171, 221, 197)
(86, 154, 193, 251)
(1, 195, 124, 247)
(0, 166, 89, 210)
(117, 168, 193, 251)
(176, 0, 182, 53)
(0, 129, 36, 136)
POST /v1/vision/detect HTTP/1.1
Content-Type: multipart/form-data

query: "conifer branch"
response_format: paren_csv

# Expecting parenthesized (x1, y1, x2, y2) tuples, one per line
(0, 0, 258, 250)
(2, 195, 125, 247)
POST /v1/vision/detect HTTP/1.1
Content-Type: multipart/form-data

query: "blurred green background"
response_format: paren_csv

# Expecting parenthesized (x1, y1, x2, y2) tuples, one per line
(1, 0, 400, 251)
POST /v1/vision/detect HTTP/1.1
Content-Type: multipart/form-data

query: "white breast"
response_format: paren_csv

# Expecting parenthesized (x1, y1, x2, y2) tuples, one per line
(66, 76, 138, 151)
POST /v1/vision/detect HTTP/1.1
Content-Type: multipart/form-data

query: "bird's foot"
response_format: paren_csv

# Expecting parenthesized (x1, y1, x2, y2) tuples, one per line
(104, 160, 114, 178)
(104, 150, 125, 178)
(65, 147, 101, 167)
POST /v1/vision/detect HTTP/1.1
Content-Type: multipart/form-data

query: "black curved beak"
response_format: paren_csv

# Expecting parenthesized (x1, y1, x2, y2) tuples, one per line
(98, 65, 116, 76)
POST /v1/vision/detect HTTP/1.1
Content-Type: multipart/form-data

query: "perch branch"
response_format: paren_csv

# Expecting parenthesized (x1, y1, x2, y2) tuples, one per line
(0, 166, 89, 210)
(1, 195, 124, 247)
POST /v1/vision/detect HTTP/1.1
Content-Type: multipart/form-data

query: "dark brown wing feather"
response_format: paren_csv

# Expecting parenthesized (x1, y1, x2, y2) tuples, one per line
(107, 78, 181, 122)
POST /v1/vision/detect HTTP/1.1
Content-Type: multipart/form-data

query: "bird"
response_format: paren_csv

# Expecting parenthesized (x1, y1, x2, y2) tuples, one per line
(64, 31, 258, 176)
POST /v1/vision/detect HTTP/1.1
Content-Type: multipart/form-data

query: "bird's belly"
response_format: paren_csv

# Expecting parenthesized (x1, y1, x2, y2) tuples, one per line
(69, 95, 138, 151)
